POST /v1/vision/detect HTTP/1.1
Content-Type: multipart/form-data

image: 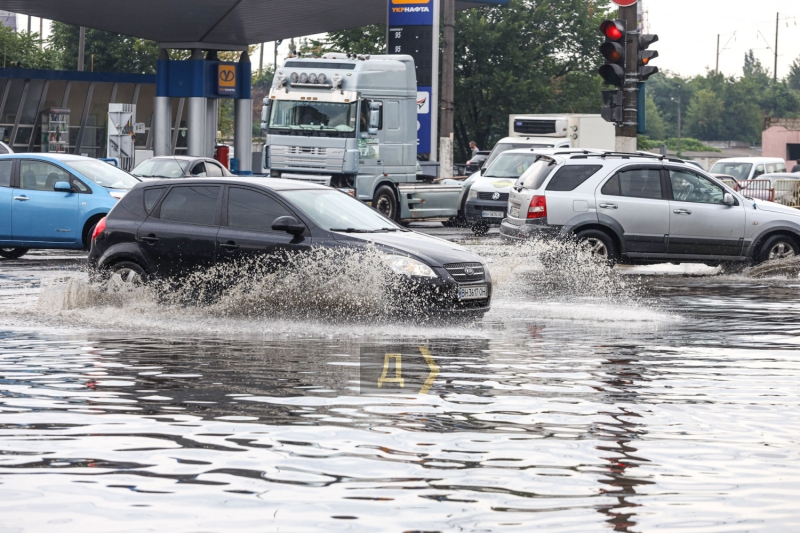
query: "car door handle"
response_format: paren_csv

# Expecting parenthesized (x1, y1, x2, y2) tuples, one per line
(13, 196, 29, 201)
(220, 241, 239, 251)
(141, 234, 159, 244)
(673, 209, 692, 215)
(599, 203, 618, 209)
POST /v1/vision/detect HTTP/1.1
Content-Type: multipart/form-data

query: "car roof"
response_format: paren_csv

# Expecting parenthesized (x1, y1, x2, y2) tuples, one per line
(761, 172, 800, 178)
(140, 176, 330, 191)
(0, 152, 94, 162)
(142, 156, 202, 162)
(713, 157, 785, 163)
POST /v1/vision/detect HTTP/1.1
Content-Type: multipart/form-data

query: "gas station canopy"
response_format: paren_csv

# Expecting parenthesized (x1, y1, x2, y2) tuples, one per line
(0, 0, 506, 49)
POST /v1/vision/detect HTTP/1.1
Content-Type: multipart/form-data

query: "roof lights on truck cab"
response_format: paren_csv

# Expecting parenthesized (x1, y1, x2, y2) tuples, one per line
(279, 70, 338, 89)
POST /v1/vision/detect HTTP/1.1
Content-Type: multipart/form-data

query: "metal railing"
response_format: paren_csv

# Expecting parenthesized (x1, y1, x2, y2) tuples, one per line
(719, 179, 800, 208)
(735, 179, 774, 202)
(773, 180, 800, 208)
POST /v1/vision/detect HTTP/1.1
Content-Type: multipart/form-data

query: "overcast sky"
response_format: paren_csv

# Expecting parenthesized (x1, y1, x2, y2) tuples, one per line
(645, 0, 800, 78)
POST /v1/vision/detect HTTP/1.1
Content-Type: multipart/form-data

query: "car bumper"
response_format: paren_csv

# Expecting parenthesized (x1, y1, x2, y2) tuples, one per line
(499, 218, 560, 241)
(394, 267, 492, 317)
(465, 198, 507, 224)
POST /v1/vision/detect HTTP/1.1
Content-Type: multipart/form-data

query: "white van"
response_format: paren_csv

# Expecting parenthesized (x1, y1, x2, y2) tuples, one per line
(710, 157, 786, 182)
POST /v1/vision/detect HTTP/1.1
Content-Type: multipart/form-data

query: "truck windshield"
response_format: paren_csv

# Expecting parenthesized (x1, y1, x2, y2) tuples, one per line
(484, 153, 540, 178)
(270, 100, 357, 137)
(280, 189, 399, 232)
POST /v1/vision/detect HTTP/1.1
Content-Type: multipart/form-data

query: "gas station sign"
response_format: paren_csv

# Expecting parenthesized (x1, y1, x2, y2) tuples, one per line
(218, 64, 237, 95)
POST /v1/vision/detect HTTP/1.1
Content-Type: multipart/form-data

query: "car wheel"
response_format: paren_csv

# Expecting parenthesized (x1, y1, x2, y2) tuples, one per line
(106, 261, 148, 290)
(575, 229, 618, 264)
(374, 185, 398, 221)
(758, 234, 799, 264)
(0, 247, 29, 259)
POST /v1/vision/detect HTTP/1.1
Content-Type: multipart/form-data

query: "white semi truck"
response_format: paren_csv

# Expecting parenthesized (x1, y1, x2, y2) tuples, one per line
(261, 53, 461, 223)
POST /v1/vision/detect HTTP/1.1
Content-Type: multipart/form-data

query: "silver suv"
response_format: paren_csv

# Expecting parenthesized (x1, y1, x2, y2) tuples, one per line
(500, 151, 800, 265)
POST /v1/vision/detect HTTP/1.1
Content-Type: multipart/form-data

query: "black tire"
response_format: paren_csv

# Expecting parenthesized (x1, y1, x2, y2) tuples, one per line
(575, 229, 619, 264)
(0, 247, 29, 259)
(374, 185, 399, 221)
(757, 234, 799, 264)
(105, 261, 148, 288)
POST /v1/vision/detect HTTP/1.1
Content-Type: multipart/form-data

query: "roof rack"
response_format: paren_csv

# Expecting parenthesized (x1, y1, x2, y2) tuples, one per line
(568, 151, 684, 163)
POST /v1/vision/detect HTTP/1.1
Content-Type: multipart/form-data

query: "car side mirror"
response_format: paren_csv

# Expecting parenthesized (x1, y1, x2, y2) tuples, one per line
(480, 167, 487, 176)
(723, 192, 735, 206)
(54, 181, 72, 192)
(271, 215, 305, 236)
(368, 101, 381, 135)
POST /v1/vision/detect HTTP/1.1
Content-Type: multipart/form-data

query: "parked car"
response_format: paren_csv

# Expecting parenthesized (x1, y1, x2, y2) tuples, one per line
(0, 154, 140, 259)
(500, 151, 800, 265)
(89, 178, 492, 317)
(709, 157, 786, 182)
(131, 156, 233, 180)
(465, 151, 490, 174)
(465, 149, 542, 234)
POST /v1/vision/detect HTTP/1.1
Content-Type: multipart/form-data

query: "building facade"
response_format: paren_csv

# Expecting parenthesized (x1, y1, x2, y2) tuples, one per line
(763, 118, 800, 171)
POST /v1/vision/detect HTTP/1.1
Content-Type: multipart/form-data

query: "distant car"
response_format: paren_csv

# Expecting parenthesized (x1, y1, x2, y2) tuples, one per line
(131, 156, 233, 180)
(0, 154, 140, 259)
(465, 151, 490, 174)
(89, 177, 492, 318)
(709, 157, 786, 181)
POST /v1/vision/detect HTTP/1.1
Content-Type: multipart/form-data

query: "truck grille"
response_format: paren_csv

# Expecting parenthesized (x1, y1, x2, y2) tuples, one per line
(444, 262, 485, 282)
(288, 146, 328, 156)
(513, 119, 557, 135)
(477, 192, 509, 201)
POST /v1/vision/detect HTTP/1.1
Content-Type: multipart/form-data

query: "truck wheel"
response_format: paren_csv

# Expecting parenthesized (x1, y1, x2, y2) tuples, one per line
(374, 185, 398, 221)
(575, 229, 618, 264)
(758, 234, 798, 264)
(0, 247, 29, 259)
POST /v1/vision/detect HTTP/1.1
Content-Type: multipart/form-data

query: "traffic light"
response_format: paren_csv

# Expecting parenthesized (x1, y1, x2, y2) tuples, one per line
(599, 20, 627, 87)
(601, 89, 623, 123)
(638, 34, 659, 81)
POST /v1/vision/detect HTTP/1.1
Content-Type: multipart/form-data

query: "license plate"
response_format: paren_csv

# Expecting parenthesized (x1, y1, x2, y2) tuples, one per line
(509, 206, 520, 218)
(458, 285, 488, 300)
(482, 211, 504, 218)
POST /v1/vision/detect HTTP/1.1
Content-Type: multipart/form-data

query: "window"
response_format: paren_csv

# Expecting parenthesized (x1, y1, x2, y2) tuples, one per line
(484, 153, 539, 179)
(191, 163, 206, 177)
(279, 189, 396, 232)
(131, 158, 189, 179)
(669, 170, 725, 204)
(20, 160, 71, 191)
(788, 144, 800, 161)
(0, 160, 12, 187)
(601, 168, 663, 199)
(159, 186, 220, 225)
(767, 163, 779, 173)
(270, 100, 358, 138)
(144, 188, 165, 213)
(709, 162, 752, 181)
(205, 162, 223, 177)
(227, 187, 292, 231)
(753, 164, 765, 178)
(546, 165, 603, 192)
(65, 160, 140, 190)
(518, 158, 558, 190)
(359, 99, 382, 132)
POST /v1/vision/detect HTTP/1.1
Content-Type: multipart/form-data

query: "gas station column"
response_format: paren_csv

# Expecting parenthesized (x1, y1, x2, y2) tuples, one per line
(186, 50, 207, 157)
(233, 51, 252, 175)
(154, 49, 172, 156)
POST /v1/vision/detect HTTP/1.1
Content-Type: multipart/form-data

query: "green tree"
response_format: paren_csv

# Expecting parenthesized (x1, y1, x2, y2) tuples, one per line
(311, 25, 386, 55)
(644, 93, 666, 140)
(788, 56, 800, 91)
(49, 22, 161, 74)
(0, 26, 61, 69)
(685, 89, 724, 140)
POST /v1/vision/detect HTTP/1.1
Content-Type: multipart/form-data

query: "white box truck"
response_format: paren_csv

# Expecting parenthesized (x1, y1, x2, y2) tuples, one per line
(507, 114, 615, 150)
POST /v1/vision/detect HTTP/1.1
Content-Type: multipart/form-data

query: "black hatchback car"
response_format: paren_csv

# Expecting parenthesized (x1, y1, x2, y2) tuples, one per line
(89, 178, 492, 317)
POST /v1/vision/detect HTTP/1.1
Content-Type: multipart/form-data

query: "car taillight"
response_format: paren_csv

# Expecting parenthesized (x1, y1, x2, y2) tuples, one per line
(527, 196, 547, 219)
(91, 217, 107, 241)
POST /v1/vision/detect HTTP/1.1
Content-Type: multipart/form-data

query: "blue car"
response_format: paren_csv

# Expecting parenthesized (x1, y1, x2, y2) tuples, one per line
(0, 154, 140, 259)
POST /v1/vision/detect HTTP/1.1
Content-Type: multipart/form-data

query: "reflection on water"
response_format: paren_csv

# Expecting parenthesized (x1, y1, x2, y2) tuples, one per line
(1, 249, 800, 530)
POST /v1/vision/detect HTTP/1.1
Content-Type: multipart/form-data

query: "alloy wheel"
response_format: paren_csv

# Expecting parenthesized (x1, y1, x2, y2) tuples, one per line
(580, 237, 609, 259)
(768, 242, 796, 261)
(108, 267, 143, 291)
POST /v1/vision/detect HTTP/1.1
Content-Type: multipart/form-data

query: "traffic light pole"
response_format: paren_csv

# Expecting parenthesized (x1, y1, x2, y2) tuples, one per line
(616, 4, 638, 152)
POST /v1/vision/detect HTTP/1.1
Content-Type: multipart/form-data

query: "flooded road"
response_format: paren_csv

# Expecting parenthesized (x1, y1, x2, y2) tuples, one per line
(1, 230, 799, 532)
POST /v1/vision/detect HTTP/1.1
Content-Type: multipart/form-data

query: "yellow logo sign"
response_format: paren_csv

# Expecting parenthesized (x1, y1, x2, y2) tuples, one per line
(218, 64, 236, 94)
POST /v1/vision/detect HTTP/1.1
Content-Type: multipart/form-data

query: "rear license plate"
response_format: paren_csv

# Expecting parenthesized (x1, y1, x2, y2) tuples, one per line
(509, 206, 520, 218)
(458, 285, 488, 300)
(482, 211, 504, 218)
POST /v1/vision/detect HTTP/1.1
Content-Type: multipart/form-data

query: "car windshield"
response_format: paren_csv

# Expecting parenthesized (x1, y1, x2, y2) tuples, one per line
(280, 189, 400, 232)
(484, 153, 540, 178)
(64, 160, 141, 190)
(132, 159, 189, 178)
(483, 143, 551, 169)
(518, 158, 558, 189)
(710, 162, 753, 181)
(270, 100, 357, 136)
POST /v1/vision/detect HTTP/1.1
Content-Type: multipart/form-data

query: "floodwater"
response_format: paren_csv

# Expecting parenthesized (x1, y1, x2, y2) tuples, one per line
(1, 229, 799, 532)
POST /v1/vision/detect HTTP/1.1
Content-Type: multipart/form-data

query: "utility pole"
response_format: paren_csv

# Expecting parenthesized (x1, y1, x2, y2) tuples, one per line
(439, 0, 455, 178)
(774, 12, 779, 83)
(615, 4, 638, 153)
(39, 18, 43, 49)
(77, 26, 86, 71)
(259, 43, 264, 75)
(672, 94, 682, 157)
(716, 34, 720, 74)
(27, 15, 31, 33)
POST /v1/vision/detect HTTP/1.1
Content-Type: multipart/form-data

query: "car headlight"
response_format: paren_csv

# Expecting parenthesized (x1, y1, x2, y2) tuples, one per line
(383, 255, 437, 278)
(468, 188, 478, 199)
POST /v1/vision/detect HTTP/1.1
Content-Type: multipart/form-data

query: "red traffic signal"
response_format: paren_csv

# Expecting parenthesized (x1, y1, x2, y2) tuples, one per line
(600, 20, 625, 42)
(598, 20, 627, 87)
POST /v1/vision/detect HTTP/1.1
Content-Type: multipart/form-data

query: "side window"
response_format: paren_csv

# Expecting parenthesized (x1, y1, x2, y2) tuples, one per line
(227, 187, 292, 232)
(601, 168, 663, 199)
(71, 178, 90, 193)
(144, 187, 166, 213)
(669, 170, 725, 204)
(20, 160, 71, 191)
(753, 164, 765, 178)
(359, 100, 382, 131)
(767, 163, 778, 173)
(191, 163, 206, 177)
(546, 165, 603, 192)
(0, 160, 12, 187)
(159, 186, 220, 225)
(205, 162, 223, 177)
